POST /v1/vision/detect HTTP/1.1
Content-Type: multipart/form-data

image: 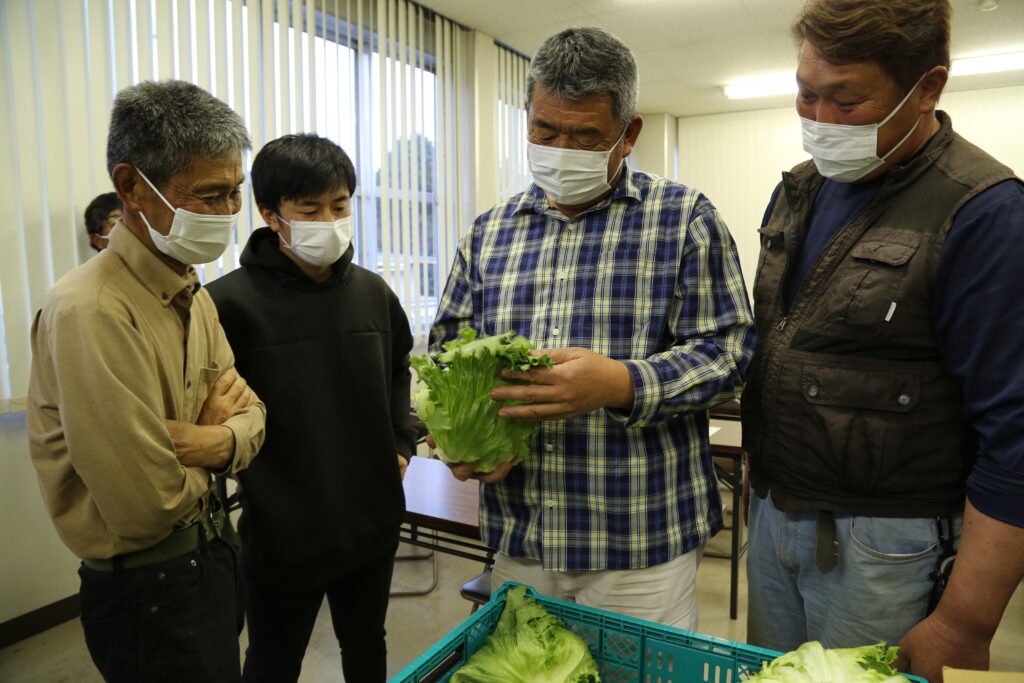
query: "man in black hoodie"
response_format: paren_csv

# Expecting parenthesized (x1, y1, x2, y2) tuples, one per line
(206, 134, 417, 682)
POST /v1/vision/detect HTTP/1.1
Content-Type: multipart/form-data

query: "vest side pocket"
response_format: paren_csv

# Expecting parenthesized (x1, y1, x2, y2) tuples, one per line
(797, 363, 920, 495)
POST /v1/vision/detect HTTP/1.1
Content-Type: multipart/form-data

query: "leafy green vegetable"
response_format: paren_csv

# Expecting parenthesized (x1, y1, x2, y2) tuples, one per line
(746, 641, 911, 683)
(411, 329, 553, 473)
(450, 584, 601, 683)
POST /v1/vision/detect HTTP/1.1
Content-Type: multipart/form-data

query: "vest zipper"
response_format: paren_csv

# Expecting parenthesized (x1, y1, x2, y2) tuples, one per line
(776, 316, 787, 331)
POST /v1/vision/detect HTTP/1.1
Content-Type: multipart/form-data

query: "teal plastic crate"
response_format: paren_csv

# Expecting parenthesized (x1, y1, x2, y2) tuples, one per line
(392, 581, 926, 683)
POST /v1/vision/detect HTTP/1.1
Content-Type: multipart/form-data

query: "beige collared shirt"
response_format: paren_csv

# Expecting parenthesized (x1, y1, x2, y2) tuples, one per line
(27, 224, 266, 559)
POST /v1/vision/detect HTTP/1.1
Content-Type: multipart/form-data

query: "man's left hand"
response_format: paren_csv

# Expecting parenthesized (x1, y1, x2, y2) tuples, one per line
(491, 347, 633, 421)
(896, 612, 990, 683)
(397, 454, 408, 479)
(165, 420, 234, 470)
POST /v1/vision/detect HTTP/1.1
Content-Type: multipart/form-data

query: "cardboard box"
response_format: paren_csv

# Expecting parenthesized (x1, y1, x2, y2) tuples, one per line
(943, 667, 1024, 683)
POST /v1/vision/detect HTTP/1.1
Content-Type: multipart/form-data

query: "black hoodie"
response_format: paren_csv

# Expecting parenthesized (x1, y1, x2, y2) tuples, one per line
(206, 227, 417, 587)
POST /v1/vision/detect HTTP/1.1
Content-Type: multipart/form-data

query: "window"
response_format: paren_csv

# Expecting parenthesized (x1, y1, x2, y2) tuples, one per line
(496, 42, 531, 200)
(0, 0, 473, 410)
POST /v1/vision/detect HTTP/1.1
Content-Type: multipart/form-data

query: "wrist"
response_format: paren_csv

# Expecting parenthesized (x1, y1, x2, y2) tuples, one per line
(606, 360, 635, 409)
(931, 589, 1001, 642)
(212, 425, 235, 469)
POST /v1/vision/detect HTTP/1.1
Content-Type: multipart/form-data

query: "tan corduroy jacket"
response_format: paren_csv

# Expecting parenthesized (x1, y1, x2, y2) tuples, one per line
(27, 223, 266, 559)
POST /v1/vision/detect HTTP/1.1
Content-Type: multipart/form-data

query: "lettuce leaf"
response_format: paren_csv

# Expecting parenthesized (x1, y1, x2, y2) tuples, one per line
(411, 329, 553, 473)
(450, 584, 601, 683)
(746, 641, 911, 683)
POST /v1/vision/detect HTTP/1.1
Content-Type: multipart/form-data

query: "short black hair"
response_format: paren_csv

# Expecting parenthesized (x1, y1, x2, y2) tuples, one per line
(251, 134, 357, 212)
(84, 192, 122, 235)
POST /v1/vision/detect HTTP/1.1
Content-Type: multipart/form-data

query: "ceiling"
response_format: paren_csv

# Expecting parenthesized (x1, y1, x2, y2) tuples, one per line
(417, 0, 1024, 117)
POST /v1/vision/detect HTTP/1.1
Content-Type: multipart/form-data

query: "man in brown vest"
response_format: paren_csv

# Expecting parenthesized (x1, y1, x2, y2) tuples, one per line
(741, 1, 1024, 680)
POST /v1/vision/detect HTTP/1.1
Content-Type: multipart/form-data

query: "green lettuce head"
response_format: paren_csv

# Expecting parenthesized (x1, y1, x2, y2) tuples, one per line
(411, 329, 552, 473)
(746, 641, 910, 683)
(450, 584, 601, 682)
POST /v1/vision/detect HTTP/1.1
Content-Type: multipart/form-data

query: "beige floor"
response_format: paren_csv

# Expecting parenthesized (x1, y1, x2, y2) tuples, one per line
(1, 522, 1022, 682)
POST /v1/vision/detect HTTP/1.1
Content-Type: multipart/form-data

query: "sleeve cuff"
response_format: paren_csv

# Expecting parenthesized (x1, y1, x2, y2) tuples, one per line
(216, 419, 247, 475)
(606, 360, 663, 428)
(966, 457, 1024, 528)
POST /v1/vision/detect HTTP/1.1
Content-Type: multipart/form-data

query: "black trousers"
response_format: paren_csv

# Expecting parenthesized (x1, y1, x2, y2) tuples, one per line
(78, 537, 244, 683)
(241, 546, 396, 683)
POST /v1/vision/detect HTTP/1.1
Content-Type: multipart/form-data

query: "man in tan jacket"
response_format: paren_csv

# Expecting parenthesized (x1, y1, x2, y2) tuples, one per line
(27, 80, 266, 683)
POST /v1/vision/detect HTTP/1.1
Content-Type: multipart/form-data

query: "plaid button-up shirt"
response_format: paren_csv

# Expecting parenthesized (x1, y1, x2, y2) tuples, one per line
(429, 168, 755, 571)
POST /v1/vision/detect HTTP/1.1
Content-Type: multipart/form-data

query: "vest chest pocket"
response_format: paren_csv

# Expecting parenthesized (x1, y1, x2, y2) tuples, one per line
(825, 231, 921, 330)
(753, 225, 787, 308)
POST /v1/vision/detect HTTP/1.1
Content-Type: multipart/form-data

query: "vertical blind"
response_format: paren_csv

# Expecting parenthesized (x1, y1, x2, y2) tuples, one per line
(495, 42, 530, 201)
(0, 0, 474, 411)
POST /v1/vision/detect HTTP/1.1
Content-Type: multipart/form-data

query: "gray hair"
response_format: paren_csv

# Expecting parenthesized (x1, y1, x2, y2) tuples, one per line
(527, 28, 639, 127)
(106, 80, 251, 187)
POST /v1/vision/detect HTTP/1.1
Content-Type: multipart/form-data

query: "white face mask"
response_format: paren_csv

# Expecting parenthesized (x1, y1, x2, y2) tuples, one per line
(136, 169, 239, 264)
(800, 74, 926, 183)
(527, 130, 625, 205)
(276, 214, 354, 267)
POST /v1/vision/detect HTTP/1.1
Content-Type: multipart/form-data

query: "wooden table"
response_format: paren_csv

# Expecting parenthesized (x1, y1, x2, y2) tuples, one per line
(400, 456, 493, 564)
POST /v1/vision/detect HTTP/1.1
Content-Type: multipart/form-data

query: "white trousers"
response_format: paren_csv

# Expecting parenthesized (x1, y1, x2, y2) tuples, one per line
(491, 547, 703, 631)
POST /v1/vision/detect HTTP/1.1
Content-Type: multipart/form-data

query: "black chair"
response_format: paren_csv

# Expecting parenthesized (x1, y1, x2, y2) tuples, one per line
(459, 568, 492, 614)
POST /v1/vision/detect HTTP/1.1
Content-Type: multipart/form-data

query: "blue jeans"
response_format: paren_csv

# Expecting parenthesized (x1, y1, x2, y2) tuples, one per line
(746, 492, 961, 652)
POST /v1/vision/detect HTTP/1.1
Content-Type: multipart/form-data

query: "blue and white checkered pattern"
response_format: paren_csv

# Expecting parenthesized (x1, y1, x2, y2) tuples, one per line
(430, 169, 755, 571)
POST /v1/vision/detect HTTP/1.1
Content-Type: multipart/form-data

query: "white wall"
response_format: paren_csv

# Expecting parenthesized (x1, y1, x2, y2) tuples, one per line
(0, 413, 80, 623)
(632, 112, 679, 180)
(677, 85, 1024, 293)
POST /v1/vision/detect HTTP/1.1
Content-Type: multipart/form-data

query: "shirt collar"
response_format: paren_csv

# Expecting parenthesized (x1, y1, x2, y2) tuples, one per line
(106, 222, 201, 308)
(514, 164, 643, 217)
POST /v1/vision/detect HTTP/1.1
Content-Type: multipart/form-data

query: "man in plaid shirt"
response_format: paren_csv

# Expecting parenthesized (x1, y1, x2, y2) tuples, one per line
(429, 27, 754, 629)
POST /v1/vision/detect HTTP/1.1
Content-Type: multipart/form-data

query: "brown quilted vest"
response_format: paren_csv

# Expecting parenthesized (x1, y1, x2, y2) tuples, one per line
(742, 113, 1017, 516)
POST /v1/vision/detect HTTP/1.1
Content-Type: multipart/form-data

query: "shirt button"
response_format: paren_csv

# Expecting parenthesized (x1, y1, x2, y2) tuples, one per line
(186, 380, 192, 388)
(806, 385, 820, 398)
(897, 393, 911, 406)
(161, 292, 169, 300)
(545, 443, 554, 452)
(545, 500, 555, 507)
(157, 572, 166, 580)
(552, 328, 560, 336)
(150, 605, 159, 614)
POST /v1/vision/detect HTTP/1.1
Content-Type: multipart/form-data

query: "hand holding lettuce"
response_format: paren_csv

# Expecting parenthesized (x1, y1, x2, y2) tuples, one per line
(411, 329, 553, 473)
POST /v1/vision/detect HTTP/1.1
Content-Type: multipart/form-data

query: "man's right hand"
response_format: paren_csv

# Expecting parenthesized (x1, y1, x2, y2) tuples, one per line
(198, 368, 257, 426)
(424, 433, 515, 483)
(447, 461, 514, 484)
